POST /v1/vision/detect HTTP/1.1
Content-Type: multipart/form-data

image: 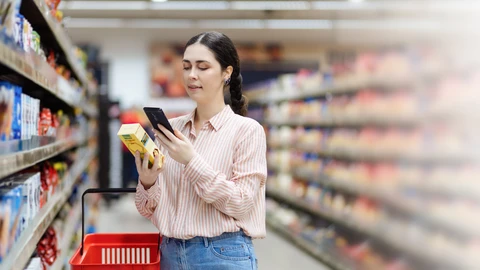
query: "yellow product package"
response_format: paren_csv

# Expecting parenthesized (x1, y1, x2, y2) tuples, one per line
(117, 123, 165, 169)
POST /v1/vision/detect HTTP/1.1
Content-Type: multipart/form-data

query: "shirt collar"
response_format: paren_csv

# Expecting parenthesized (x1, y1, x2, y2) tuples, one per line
(183, 105, 234, 132)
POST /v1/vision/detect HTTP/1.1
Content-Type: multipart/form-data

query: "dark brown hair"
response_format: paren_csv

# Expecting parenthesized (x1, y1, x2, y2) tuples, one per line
(185, 31, 248, 116)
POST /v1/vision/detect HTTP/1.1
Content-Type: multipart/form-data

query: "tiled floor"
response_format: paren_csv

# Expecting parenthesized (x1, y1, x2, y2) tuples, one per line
(97, 194, 329, 270)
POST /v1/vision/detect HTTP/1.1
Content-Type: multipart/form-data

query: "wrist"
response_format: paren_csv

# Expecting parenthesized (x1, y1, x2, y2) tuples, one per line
(184, 152, 196, 166)
(140, 178, 156, 190)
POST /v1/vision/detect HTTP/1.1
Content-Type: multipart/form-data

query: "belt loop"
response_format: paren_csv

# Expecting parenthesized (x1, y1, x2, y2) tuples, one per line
(203, 237, 209, 248)
(166, 237, 170, 244)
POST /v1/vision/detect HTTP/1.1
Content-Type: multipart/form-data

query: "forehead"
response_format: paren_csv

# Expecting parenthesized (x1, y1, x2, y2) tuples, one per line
(183, 43, 217, 63)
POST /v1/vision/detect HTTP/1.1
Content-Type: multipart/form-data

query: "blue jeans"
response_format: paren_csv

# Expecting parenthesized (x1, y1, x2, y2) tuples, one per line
(160, 231, 258, 270)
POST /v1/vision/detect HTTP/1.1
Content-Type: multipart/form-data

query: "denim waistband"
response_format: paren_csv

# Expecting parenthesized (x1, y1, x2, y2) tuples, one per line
(163, 230, 252, 245)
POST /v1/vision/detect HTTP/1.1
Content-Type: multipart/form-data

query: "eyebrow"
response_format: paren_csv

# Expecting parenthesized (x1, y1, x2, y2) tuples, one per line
(182, 60, 211, 64)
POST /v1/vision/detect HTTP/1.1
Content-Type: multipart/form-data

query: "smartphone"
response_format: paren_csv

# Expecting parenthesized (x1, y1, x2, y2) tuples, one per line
(143, 107, 175, 138)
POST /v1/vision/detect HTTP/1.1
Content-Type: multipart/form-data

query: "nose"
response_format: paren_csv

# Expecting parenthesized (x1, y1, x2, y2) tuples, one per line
(188, 68, 198, 80)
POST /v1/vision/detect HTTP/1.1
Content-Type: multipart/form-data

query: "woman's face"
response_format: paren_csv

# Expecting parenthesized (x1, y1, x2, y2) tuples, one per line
(182, 43, 230, 104)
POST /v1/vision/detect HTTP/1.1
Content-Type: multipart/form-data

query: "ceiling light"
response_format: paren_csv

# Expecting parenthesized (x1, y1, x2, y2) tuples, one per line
(335, 20, 441, 31)
(150, 1, 229, 10)
(230, 1, 309, 10)
(128, 19, 192, 28)
(65, 1, 147, 10)
(266, 20, 332, 29)
(197, 19, 264, 29)
(65, 18, 124, 28)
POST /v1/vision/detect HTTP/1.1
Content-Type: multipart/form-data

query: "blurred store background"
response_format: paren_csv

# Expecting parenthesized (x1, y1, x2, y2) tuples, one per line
(0, 0, 479, 269)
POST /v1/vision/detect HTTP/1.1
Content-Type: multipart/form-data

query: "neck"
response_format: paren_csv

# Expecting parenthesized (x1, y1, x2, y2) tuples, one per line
(195, 98, 226, 124)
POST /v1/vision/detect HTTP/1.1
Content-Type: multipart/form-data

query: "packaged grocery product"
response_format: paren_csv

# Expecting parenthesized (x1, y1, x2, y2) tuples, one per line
(11, 84, 21, 140)
(117, 123, 165, 169)
(37, 226, 58, 268)
(0, 82, 14, 141)
(0, 184, 23, 254)
(38, 108, 53, 136)
(0, 0, 22, 43)
(31, 31, 40, 53)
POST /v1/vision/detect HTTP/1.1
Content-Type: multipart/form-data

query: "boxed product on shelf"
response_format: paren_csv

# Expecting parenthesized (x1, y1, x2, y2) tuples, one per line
(19, 92, 40, 140)
(3, 174, 35, 232)
(0, 82, 24, 141)
(0, 183, 23, 260)
(0, 81, 14, 141)
(0, 0, 22, 44)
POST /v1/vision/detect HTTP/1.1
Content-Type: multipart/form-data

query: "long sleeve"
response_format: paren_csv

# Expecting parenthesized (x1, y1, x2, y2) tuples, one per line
(135, 137, 164, 219)
(183, 123, 267, 220)
(135, 178, 161, 219)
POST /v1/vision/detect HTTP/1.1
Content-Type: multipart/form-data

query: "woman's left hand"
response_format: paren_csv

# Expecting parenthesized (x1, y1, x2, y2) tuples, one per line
(154, 124, 196, 165)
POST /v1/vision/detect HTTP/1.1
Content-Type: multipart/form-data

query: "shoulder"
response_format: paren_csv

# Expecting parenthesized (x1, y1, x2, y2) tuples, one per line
(168, 114, 191, 129)
(230, 114, 265, 137)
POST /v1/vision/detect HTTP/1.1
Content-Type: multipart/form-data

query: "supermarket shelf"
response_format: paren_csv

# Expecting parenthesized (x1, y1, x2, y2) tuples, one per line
(31, 0, 90, 89)
(50, 200, 82, 270)
(248, 76, 416, 104)
(265, 188, 469, 270)
(265, 116, 416, 127)
(0, 42, 97, 117)
(269, 143, 472, 164)
(0, 148, 95, 270)
(0, 136, 87, 180)
(266, 217, 349, 270)
(289, 168, 480, 238)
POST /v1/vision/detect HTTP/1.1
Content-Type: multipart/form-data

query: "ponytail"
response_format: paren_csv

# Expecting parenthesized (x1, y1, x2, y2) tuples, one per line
(228, 73, 248, 116)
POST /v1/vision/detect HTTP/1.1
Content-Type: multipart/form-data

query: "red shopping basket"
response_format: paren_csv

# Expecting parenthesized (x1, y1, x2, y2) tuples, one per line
(69, 188, 161, 269)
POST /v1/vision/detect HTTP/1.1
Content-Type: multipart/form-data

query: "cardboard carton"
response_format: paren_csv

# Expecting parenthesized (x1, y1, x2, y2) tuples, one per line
(117, 123, 164, 169)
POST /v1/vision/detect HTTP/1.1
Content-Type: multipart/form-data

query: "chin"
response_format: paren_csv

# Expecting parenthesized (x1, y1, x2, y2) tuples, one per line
(186, 92, 203, 103)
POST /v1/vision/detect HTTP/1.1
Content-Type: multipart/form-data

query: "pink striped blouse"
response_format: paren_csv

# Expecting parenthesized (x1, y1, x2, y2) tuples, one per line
(135, 105, 268, 239)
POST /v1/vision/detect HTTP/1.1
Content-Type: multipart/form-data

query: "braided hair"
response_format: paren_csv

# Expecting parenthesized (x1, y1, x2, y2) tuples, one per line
(185, 31, 248, 116)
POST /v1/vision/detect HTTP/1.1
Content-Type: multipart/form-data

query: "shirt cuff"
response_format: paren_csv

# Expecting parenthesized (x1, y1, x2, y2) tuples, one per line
(184, 153, 216, 185)
(136, 178, 161, 201)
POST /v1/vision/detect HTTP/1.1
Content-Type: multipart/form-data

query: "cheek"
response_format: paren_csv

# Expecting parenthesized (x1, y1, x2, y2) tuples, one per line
(203, 70, 222, 86)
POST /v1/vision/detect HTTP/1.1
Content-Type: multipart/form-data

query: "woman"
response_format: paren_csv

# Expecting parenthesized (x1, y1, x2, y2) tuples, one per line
(134, 31, 267, 270)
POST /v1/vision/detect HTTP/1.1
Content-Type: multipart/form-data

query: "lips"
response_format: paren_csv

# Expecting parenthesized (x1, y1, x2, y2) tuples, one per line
(188, 85, 202, 90)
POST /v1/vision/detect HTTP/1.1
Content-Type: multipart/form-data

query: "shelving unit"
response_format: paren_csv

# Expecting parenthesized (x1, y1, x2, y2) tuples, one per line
(247, 76, 420, 105)
(266, 188, 468, 269)
(285, 168, 480, 238)
(29, 0, 91, 89)
(0, 136, 86, 179)
(248, 44, 479, 269)
(0, 1, 98, 269)
(0, 149, 95, 270)
(269, 143, 472, 164)
(50, 197, 83, 270)
(0, 42, 96, 118)
(265, 218, 349, 270)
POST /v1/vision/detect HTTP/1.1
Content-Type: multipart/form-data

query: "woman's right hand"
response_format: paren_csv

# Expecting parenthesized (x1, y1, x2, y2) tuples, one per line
(135, 151, 163, 189)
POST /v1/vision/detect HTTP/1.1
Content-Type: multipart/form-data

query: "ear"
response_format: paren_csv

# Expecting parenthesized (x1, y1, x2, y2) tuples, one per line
(223, 66, 233, 80)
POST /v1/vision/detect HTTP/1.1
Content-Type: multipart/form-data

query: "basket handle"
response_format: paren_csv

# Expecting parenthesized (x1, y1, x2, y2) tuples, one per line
(80, 188, 161, 256)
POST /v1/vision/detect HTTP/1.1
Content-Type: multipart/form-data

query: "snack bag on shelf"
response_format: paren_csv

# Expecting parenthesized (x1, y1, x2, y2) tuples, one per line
(36, 226, 58, 269)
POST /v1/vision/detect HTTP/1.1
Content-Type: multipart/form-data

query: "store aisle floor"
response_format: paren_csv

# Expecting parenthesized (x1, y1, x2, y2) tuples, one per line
(98, 194, 329, 270)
